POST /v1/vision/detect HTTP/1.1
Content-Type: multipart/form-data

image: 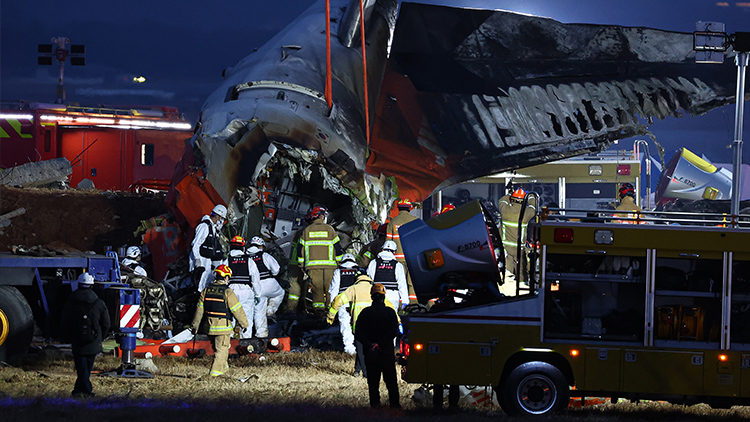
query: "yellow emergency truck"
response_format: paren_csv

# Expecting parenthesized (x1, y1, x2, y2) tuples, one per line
(398, 198, 750, 416)
(427, 142, 647, 218)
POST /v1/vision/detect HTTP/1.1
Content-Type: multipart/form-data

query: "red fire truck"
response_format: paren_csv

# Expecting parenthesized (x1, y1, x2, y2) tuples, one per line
(0, 102, 193, 191)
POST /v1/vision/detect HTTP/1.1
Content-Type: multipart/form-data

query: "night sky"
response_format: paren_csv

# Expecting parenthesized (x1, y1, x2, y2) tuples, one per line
(1, 0, 749, 165)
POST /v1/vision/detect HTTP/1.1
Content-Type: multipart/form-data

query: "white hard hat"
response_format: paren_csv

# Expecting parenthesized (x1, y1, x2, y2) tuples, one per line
(78, 272, 95, 285)
(250, 236, 265, 247)
(382, 240, 397, 252)
(126, 246, 141, 259)
(341, 253, 356, 264)
(212, 204, 228, 219)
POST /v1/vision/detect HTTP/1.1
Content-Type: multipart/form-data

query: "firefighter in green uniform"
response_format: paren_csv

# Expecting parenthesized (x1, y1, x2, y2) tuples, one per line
(498, 188, 536, 283)
(386, 199, 418, 304)
(614, 182, 643, 223)
(297, 205, 343, 317)
(285, 211, 312, 314)
(189, 264, 249, 377)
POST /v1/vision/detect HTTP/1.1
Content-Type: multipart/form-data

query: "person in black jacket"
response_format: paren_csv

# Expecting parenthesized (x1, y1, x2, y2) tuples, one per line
(61, 272, 110, 397)
(354, 283, 401, 409)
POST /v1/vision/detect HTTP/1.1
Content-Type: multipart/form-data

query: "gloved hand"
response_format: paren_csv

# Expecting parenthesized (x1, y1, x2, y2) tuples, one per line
(233, 326, 242, 338)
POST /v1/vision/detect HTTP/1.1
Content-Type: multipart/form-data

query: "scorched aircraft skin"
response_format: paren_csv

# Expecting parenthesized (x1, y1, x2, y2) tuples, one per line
(171, 0, 747, 242)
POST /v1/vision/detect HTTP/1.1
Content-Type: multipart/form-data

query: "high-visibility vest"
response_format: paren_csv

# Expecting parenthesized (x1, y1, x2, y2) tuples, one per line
(204, 284, 231, 320)
(298, 219, 342, 268)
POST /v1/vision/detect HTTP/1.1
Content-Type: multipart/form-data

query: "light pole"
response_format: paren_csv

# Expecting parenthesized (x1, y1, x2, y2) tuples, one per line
(694, 25, 749, 226)
(732, 49, 748, 220)
(38, 37, 85, 104)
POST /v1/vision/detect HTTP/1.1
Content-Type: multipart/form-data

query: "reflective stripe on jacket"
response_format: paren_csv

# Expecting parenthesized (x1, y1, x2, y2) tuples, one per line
(297, 218, 343, 268)
(327, 276, 398, 331)
(498, 195, 535, 249)
(192, 281, 249, 335)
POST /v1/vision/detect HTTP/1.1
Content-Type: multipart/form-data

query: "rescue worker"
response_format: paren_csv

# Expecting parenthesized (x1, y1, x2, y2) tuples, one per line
(367, 240, 408, 311)
(615, 182, 643, 223)
(247, 236, 284, 338)
(285, 211, 312, 314)
(327, 253, 360, 355)
(297, 205, 343, 316)
(386, 199, 418, 304)
(498, 187, 536, 282)
(357, 223, 387, 268)
(61, 272, 110, 398)
(190, 204, 228, 293)
(121, 246, 147, 277)
(328, 273, 399, 377)
(355, 283, 401, 409)
(226, 235, 260, 339)
(189, 265, 249, 377)
(440, 203, 456, 214)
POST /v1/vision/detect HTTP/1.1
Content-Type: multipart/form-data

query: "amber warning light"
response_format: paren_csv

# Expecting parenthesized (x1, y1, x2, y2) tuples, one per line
(554, 228, 574, 243)
(423, 248, 445, 270)
(414, 344, 424, 351)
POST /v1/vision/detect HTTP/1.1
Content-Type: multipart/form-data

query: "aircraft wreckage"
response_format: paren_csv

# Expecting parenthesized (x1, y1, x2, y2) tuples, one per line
(167, 0, 748, 249)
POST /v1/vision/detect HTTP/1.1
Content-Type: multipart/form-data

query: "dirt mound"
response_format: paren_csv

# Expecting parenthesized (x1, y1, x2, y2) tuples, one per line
(0, 186, 168, 253)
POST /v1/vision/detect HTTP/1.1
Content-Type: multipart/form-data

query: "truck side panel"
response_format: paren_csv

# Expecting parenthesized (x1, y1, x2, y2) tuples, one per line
(0, 268, 35, 286)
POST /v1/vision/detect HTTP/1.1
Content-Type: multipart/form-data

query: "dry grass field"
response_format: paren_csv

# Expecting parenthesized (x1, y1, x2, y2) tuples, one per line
(3, 347, 750, 421)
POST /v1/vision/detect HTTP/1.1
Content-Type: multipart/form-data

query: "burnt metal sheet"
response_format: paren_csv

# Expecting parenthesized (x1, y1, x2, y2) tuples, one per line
(385, 2, 746, 193)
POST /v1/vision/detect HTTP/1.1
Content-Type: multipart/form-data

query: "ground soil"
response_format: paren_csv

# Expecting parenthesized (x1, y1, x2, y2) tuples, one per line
(1, 349, 750, 422)
(0, 186, 168, 253)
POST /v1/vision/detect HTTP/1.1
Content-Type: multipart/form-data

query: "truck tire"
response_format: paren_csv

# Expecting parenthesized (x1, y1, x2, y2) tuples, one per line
(0, 286, 34, 365)
(502, 361, 569, 416)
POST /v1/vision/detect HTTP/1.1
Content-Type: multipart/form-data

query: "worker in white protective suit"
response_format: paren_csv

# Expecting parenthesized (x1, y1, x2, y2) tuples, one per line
(122, 246, 147, 277)
(367, 240, 408, 311)
(190, 204, 227, 293)
(247, 236, 284, 338)
(227, 236, 260, 339)
(327, 253, 360, 355)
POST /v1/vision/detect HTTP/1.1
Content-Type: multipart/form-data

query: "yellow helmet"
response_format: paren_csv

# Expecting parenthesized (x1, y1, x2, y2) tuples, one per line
(214, 264, 232, 279)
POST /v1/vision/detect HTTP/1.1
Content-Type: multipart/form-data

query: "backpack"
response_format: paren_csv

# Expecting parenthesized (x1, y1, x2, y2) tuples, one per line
(76, 303, 99, 344)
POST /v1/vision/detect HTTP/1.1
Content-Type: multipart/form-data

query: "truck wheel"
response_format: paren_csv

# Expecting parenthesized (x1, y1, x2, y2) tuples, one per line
(502, 361, 569, 416)
(0, 286, 34, 365)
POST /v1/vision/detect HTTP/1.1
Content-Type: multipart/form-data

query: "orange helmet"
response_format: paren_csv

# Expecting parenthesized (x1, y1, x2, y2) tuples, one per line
(214, 264, 232, 279)
(371, 283, 386, 296)
(440, 203, 456, 214)
(396, 198, 412, 210)
(511, 187, 527, 201)
(230, 235, 246, 248)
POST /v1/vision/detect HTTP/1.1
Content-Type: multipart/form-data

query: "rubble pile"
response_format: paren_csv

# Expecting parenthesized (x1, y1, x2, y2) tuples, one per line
(0, 185, 168, 253)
